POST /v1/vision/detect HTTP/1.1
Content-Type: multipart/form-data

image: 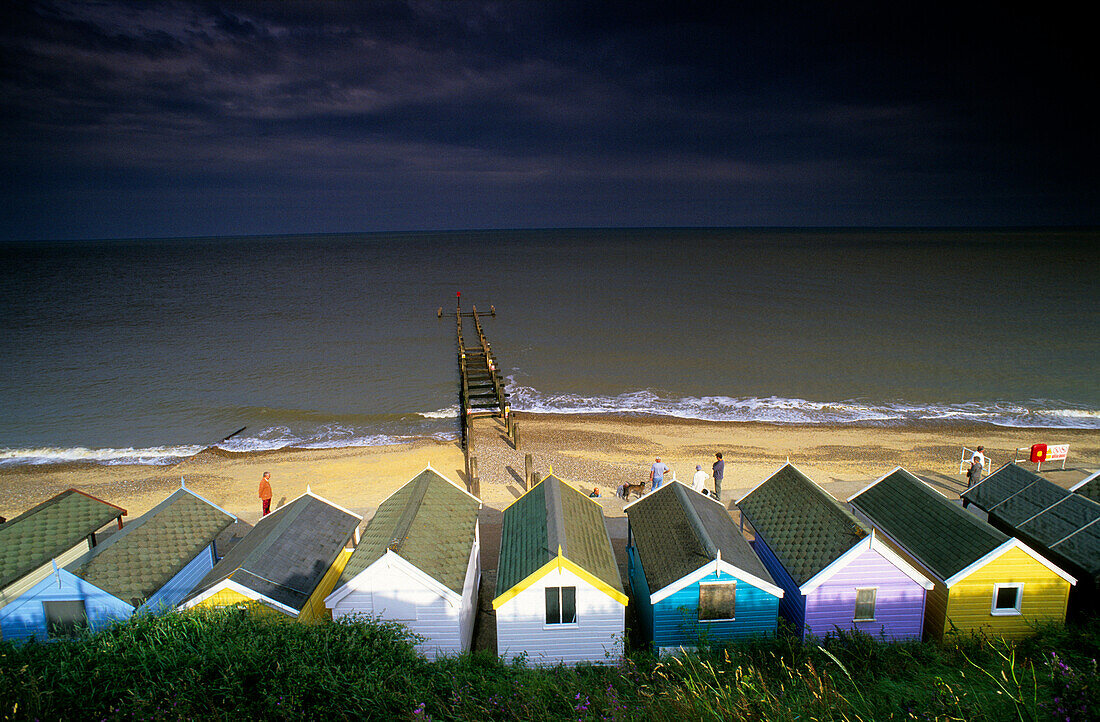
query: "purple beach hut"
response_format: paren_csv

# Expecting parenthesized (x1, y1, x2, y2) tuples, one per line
(735, 463, 933, 640)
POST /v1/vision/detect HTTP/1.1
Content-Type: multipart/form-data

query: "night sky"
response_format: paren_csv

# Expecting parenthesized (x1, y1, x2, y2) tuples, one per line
(1, 1, 1096, 241)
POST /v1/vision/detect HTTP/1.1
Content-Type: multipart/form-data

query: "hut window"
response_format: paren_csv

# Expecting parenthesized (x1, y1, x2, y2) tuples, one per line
(854, 588, 877, 621)
(699, 581, 736, 621)
(545, 586, 577, 624)
(44, 600, 87, 638)
(991, 583, 1023, 615)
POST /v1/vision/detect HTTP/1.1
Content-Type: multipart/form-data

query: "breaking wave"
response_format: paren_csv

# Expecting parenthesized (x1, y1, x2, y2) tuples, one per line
(0, 445, 208, 467)
(0, 423, 459, 467)
(504, 382, 1100, 429)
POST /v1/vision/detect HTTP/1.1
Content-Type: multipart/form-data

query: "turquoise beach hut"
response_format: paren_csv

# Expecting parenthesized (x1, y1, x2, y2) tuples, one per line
(625, 481, 783, 652)
(0, 482, 235, 642)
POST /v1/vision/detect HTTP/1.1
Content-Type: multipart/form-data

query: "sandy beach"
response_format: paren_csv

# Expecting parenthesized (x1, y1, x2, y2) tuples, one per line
(3, 414, 1098, 523)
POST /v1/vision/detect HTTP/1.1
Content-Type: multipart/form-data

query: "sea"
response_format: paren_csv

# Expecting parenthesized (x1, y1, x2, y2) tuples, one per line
(1, 228, 1097, 466)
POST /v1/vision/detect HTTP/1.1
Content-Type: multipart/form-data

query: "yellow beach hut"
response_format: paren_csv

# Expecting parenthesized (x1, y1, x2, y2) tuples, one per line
(848, 468, 1075, 640)
(179, 488, 361, 623)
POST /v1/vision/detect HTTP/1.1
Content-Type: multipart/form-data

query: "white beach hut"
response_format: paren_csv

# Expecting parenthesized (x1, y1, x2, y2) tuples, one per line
(493, 474, 627, 666)
(324, 467, 482, 656)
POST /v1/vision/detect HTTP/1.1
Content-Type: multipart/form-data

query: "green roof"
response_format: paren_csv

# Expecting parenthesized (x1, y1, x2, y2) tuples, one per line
(850, 468, 1007, 582)
(336, 469, 480, 594)
(190, 493, 360, 613)
(736, 465, 868, 586)
(71, 487, 236, 606)
(496, 475, 622, 598)
(626, 482, 774, 593)
(0, 489, 127, 589)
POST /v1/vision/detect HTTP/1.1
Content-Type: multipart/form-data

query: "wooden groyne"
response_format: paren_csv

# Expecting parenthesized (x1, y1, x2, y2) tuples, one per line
(440, 294, 509, 451)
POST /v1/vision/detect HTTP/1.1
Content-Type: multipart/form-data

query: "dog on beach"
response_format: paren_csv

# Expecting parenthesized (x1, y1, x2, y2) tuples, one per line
(618, 481, 646, 500)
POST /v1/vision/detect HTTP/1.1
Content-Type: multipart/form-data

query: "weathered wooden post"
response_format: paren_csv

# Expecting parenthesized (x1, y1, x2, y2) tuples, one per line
(506, 409, 513, 437)
(512, 422, 520, 450)
(524, 453, 533, 491)
(465, 427, 475, 473)
(469, 456, 479, 496)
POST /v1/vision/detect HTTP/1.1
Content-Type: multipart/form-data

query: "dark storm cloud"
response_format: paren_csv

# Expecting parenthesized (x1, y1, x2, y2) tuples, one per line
(0, 1, 1095, 239)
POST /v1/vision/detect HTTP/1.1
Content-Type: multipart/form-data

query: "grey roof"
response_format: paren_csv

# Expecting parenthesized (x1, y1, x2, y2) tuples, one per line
(496, 475, 623, 599)
(963, 463, 1099, 576)
(851, 468, 1008, 582)
(626, 482, 775, 594)
(70, 487, 235, 606)
(736, 464, 868, 586)
(1073, 475, 1100, 504)
(189, 493, 360, 613)
(336, 469, 479, 594)
(1037, 467, 1100, 495)
(0, 489, 127, 589)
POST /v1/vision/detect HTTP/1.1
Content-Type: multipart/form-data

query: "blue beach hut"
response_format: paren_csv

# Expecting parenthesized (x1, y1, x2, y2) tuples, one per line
(1, 489, 127, 616)
(624, 482, 783, 653)
(0, 482, 235, 642)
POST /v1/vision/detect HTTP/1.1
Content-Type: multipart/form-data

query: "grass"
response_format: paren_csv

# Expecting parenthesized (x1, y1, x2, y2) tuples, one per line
(1, 609, 1097, 721)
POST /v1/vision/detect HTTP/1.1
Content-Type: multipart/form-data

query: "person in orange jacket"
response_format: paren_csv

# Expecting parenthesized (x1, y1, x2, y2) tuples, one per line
(258, 471, 273, 516)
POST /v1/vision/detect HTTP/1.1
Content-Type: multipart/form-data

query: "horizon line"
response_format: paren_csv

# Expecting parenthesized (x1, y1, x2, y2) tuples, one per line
(4, 224, 1099, 245)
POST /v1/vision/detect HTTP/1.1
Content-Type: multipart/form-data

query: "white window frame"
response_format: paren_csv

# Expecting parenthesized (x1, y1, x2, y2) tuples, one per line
(990, 583, 1024, 616)
(853, 587, 877, 622)
(698, 580, 736, 622)
(544, 586, 578, 627)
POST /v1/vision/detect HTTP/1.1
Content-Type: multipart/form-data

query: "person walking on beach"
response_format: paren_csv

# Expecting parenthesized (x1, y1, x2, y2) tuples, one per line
(712, 452, 725, 500)
(650, 457, 669, 491)
(258, 471, 273, 516)
(972, 446, 987, 473)
(692, 464, 707, 494)
(966, 455, 984, 489)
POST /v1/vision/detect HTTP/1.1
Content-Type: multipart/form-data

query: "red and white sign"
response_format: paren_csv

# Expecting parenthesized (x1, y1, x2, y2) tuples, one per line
(1046, 444, 1069, 461)
(1026, 443, 1069, 467)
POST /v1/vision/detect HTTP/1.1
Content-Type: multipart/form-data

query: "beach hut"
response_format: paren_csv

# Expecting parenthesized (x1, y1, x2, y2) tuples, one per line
(736, 463, 933, 641)
(493, 474, 627, 666)
(624, 481, 783, 652)
(962, 463, 1098, 618)
(0, 489, 127, 637)
(180, 488, 361, 623)
(325, 467, 482, 655)
(0, 482, 235, 642)
(849, 467, 1076, 640)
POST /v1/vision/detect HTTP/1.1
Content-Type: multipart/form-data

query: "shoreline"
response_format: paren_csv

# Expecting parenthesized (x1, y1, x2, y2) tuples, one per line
(3, 409, 1097, 467)
(2, 414, 1097, 524)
